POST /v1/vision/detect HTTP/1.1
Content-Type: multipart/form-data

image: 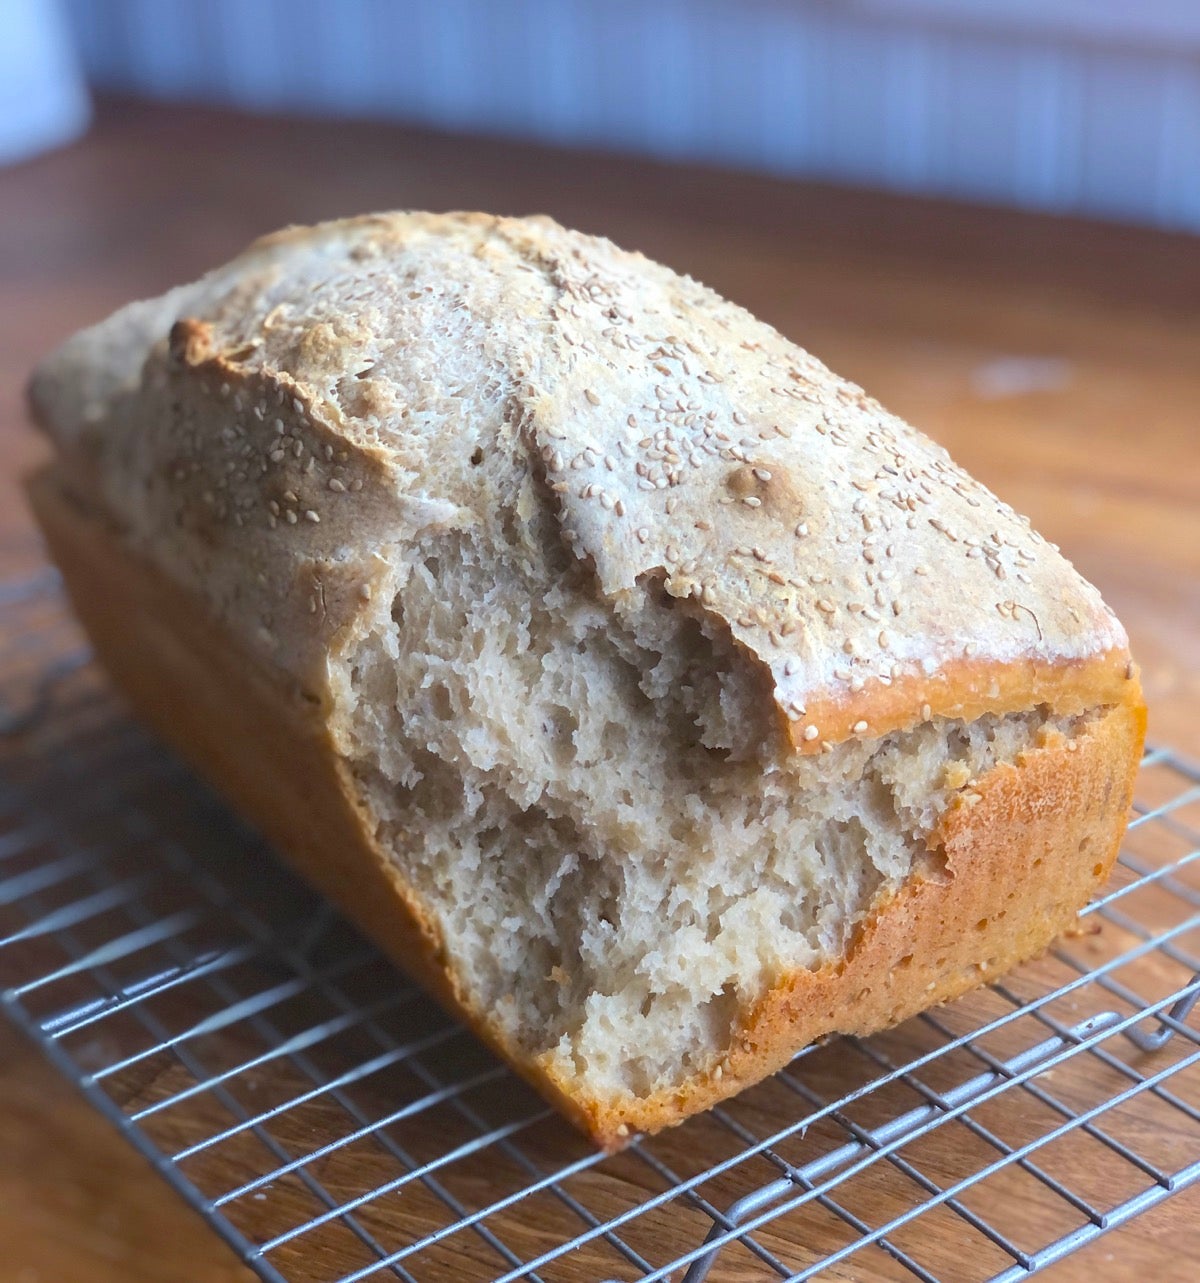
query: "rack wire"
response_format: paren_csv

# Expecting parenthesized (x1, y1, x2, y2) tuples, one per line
(1, 568, 1197, 1282)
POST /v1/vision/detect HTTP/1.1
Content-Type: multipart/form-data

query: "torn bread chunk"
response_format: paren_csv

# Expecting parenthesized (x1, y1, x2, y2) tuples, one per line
(27, 212, 1144, 1148)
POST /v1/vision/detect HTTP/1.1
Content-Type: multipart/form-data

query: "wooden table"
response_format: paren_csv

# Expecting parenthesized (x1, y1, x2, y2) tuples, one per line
(0, 98, 1196, 1283)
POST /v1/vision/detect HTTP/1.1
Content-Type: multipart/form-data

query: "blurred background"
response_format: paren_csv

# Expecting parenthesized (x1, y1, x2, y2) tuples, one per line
(8, 0, 1200, 229)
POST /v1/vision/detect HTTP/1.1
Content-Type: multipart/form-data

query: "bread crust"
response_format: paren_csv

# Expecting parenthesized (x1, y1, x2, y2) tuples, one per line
(27, 211, 1131, 756)
(28, 468, 1144, 1150)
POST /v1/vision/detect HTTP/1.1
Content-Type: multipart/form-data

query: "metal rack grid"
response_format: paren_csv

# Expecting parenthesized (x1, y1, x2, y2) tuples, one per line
(1, 568, 1198, 1283)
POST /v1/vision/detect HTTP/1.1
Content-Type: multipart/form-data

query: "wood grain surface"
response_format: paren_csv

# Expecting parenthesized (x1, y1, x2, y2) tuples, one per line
(0, 98, 1197, 1283)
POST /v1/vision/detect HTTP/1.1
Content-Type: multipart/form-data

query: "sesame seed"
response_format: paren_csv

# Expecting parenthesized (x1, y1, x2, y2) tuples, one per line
(742, 495, 762, 508)
(803, 725, 819, 741)
(285, 510, 297, 524)
(921, 703, 932, 720)
(636, 527, 650, 544)
(753, 467, 772, 482)
(853, 720, 869, 734)
(794, 523, 808, 537)
(584, 388, 601, 405)
(304, 510, 320, 523)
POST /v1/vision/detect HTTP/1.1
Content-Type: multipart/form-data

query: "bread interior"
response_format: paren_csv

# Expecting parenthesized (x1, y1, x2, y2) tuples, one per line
(328, 516, 1092, 1100)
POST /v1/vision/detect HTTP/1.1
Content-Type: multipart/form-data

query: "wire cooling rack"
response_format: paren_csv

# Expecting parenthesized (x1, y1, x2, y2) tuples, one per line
(1, 569, 1198, 1283)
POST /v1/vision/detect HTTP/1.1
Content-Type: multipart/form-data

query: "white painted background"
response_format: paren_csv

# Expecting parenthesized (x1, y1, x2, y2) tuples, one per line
(17, 0, 1200, 231)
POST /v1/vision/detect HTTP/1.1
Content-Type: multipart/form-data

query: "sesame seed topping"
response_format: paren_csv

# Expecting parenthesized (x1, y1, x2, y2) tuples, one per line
(742, 495, 762, 508)
(803, 725, 819, 741)
(304, 510, 320, 523)
(328, 477, 346, 492)
(853, 720, 869, 734)
(584, 388, 601, 405)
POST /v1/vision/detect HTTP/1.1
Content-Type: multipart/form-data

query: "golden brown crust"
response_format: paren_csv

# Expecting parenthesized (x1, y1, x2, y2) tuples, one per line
(784, 648, 1138, 754)
(564, 678, 1144, 1147)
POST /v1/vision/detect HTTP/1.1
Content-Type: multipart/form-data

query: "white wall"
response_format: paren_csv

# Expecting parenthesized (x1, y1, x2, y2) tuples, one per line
(63, 0, 1200, 231)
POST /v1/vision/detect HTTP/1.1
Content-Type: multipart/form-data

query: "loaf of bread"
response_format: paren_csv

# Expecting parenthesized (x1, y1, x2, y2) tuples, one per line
(27, 213, 1144, 1148)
